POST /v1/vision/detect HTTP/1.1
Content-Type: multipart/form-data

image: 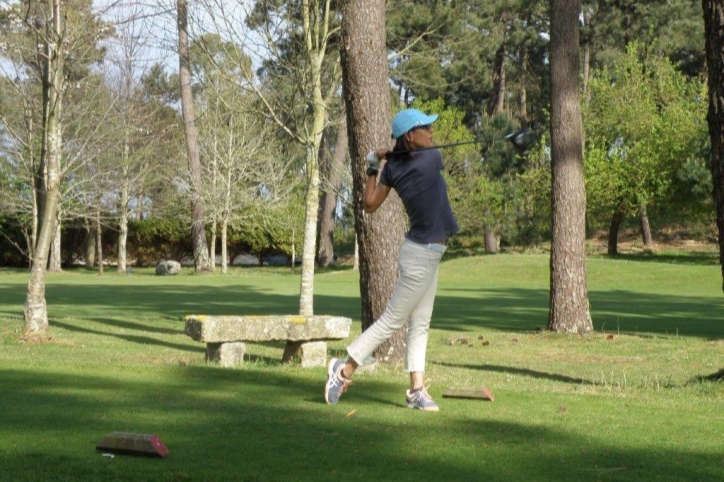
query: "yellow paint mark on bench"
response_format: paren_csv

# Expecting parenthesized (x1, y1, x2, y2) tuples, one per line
(290, 316, 307, 324)
(184, 315, 207, 322)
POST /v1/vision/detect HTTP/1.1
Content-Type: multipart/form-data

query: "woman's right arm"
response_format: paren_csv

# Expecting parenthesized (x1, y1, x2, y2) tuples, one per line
(363, 149, 392, 213)
(364, 174, 391, 213)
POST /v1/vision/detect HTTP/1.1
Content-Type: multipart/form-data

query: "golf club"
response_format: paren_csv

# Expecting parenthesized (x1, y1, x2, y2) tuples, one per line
(396, 127, 538, 156)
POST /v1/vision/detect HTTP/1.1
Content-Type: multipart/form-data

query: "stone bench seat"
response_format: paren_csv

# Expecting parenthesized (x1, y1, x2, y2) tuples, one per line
(184, 314, 351, 367)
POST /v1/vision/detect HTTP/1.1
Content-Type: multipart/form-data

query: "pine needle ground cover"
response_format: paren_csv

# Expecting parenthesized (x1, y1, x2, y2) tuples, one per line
(1, 253, 722, 482)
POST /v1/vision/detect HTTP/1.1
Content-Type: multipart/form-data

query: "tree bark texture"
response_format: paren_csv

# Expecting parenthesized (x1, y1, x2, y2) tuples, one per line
(137, 193, 144, 219)
(177, 0, 211, 273)
(117, 148, 129, 274)
(210, 223, 217, 272)
(317, 117, 347, 267)
(297, 0, 334, 317)
(639, 204, 653, 248)
(702, 0, 724, 291)
(487, 43, 506, 117)
(607, 206, 624, 255)
(483, 208, 500, 254)
(483, 44, 506, 253)
(118, 186, 128, 274)
(85, 220, 96, 268)
(25, 101, 38, 254)
(519, 48, 529, 129)
(548, 0, 593, 334)
(24, 0, 64, 336)
(582, 9, 592, 103)
(341, 0, 407, 364)
(96, 205, 104, 276)
(48, 212, 62, 272)
(298, 125, 323, 316)
(221, 216, 228, 274)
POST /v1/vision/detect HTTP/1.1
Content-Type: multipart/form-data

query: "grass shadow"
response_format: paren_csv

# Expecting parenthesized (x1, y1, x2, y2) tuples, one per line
(0, 367, 722, 482)
(89, 317, 180, 335)
(434, 361, 591, 385)
(52, 320, 197, 353)
(3, 277, 722, 340)
(1, 260, 723, 481)
(430, 287, 724, 339)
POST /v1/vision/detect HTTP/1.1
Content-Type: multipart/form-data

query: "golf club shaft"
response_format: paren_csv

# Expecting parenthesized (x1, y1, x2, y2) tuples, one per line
(396, 135, 512, 154)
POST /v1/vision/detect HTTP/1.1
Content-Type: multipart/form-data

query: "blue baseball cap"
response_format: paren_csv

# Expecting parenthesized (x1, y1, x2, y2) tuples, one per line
(391, 108, 439, 139)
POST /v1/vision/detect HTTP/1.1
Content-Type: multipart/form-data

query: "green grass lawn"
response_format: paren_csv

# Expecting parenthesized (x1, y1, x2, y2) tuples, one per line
(1, 252, 723, 482)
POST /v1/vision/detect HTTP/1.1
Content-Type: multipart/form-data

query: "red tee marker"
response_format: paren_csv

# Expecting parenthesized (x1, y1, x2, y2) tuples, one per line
(442, 386, 495, 402)
(96, 432, 169, 458)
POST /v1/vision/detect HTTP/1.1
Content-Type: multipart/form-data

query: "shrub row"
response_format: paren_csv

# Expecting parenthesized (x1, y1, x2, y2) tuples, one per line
(0, 217, 294, 268)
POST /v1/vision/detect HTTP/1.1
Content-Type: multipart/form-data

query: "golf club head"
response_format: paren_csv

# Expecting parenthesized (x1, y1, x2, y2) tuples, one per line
(504, 128, 538, 156)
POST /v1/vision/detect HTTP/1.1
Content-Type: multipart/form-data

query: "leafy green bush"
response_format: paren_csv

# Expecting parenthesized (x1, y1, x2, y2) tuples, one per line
(127, 218, 192, 265)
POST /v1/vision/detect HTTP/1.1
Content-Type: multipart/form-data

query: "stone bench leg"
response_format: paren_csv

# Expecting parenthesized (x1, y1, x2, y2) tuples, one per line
(282, 341, 328, 368)
(206, 342, 246, 367)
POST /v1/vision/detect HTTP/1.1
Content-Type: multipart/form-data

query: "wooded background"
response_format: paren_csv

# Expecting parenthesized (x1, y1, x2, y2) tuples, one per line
(1, 1, 723, 343)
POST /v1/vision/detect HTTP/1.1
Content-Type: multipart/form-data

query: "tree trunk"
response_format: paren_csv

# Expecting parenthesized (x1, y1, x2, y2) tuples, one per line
(341, 0, 407, 364)
(353, 232, 359, 272)
(177, 0, 211, 273)
(487, 43, 506, 117)
(582, 9, 592, 103)
(25, 100, 38, 255)
(297, 0, 337, 317)
(484, 229, 499, 254)
(25, 184, 59, 336)
(31, 178, 38, 262)
(96, 206, 104, 276)
(48, 211, 62, 272)
(519, 48, 529, 129)
(85, 219, 96, 268)
(137, 193, 144, 219)
(483, 43, 506, 254)
(23, 0, 64, 337)
(703, 0, 724, 292)
(221, 215, 228, 274)
(209, 221, 217, 272)
(223, 162, 232, 274)
(639, 204, 653, 249)
(298, 144, 322, 316)
(117, 150, 129, 274)
(547, 0, 593, 334)
(317, 116, 347, 268)
(607, 207, 624, 255)
(484, 207, 498, 254)
(118, 196, 128, 274)
(291, 232, 296, 273)
(297, 120, 323, 315)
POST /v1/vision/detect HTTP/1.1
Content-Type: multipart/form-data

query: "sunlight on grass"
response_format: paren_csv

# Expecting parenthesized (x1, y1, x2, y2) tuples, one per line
(1, 254, 723, 482)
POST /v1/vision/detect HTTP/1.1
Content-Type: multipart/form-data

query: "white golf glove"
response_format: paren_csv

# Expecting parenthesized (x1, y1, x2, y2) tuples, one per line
(366, 151, 380, 171)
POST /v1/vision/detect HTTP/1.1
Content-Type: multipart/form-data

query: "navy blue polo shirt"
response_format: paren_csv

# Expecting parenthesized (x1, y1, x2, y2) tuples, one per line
(379, 148, 459, 244)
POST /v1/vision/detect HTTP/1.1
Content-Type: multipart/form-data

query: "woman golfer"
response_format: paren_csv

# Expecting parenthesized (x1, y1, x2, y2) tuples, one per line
(324, 108, 459, 411)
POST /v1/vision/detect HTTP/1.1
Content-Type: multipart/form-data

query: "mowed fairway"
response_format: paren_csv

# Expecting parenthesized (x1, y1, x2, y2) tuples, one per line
(1, 252, 723, 482)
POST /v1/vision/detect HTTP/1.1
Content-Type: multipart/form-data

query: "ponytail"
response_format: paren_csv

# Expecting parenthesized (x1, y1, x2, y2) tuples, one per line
(387, 136, 412, 162)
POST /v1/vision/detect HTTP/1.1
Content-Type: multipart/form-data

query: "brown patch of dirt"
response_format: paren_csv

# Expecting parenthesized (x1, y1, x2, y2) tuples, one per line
(587, 227, 718, 254)
(20, 333, 50, 344)
(20, 334, 75, 346)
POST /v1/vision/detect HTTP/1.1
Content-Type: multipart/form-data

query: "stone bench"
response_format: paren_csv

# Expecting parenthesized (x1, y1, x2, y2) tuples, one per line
(184, 314, 351, 368)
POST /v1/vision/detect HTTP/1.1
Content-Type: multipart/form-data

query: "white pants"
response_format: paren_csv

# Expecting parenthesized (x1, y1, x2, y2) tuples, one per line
(347, 239, 445, 373)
